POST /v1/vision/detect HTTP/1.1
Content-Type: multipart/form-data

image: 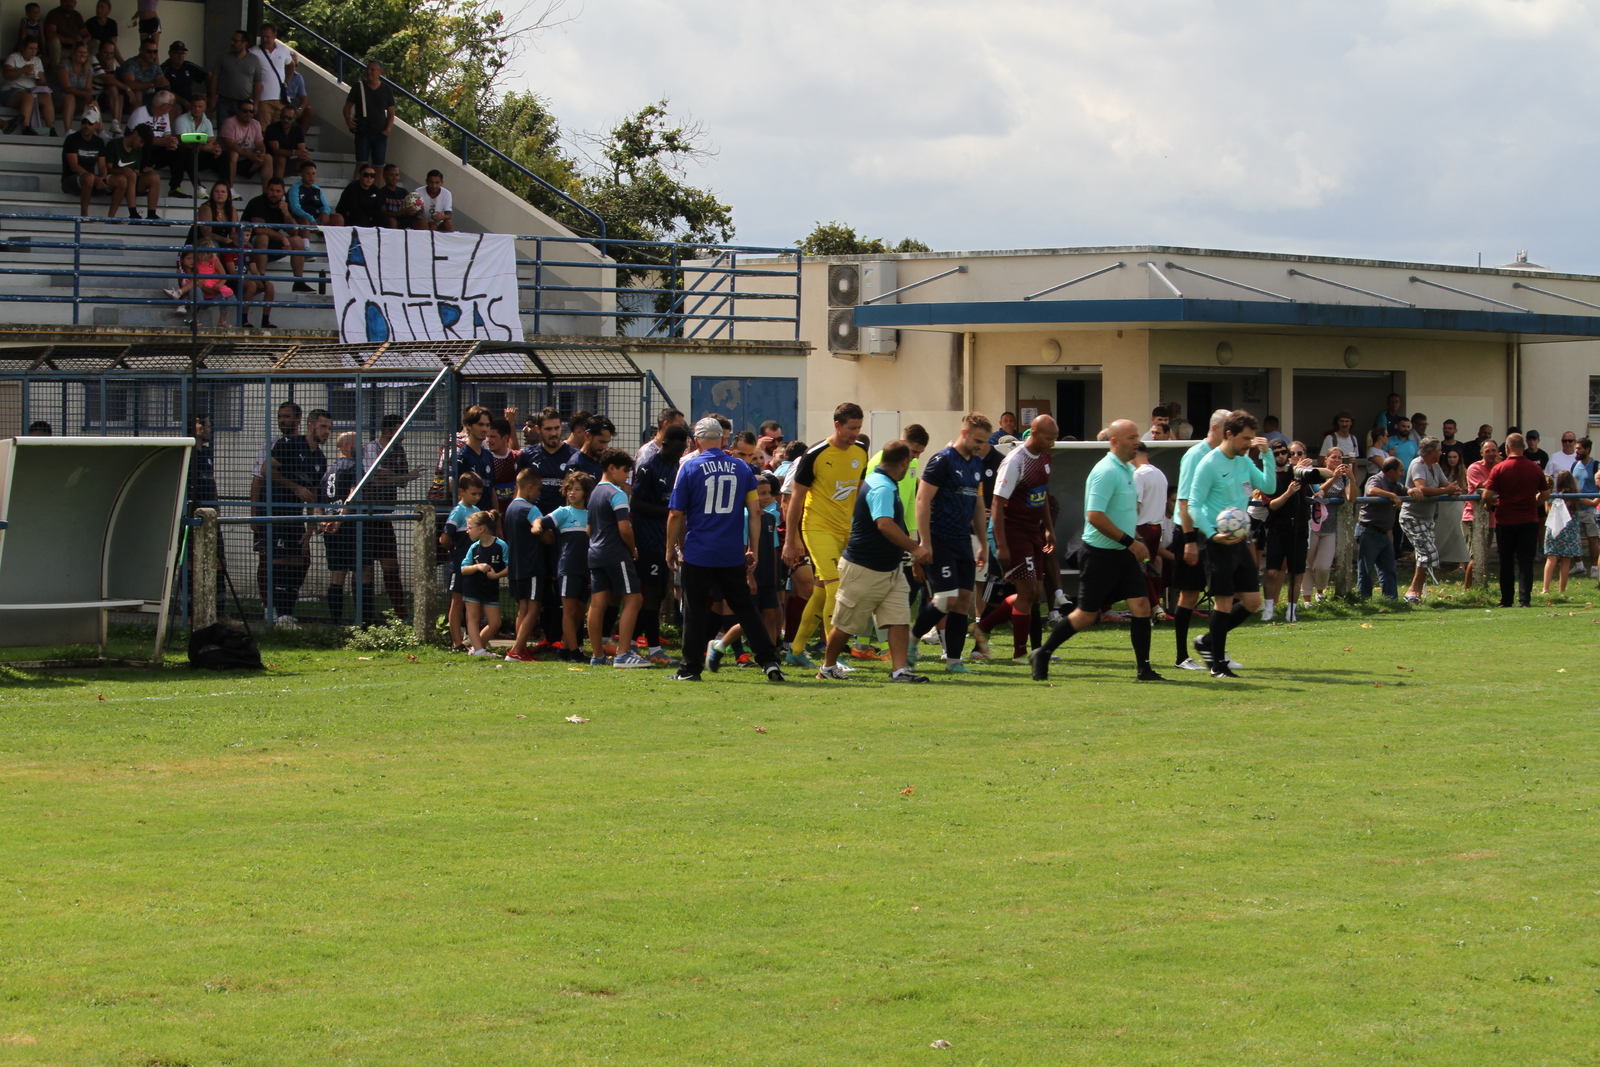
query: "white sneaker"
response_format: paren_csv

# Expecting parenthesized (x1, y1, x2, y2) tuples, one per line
(919, 630, 943, 646)
(274, 614, 298, 629)
(815, 663, 851, 680)
(468, 647, 493, 657)
(1261, 600, 1275, 622)
(1175, 657, 1208, 671)
(162, 287, 181, 299)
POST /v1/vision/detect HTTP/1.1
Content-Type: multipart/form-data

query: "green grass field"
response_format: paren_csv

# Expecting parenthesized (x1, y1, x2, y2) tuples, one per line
(3, 600, 1598, 1065)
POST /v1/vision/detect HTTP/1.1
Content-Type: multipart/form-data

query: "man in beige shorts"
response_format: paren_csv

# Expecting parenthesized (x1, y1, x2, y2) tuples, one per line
(815, 441, 933, 683)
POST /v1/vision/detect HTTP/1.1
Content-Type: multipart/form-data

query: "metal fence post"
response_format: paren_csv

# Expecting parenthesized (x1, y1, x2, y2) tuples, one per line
(413, 504, 438, 644)
(72, 215, 81, 325)
(1470, 513, 1493, 589)
(1333, 501, 1355, 597)
(193, 508, 219, 629)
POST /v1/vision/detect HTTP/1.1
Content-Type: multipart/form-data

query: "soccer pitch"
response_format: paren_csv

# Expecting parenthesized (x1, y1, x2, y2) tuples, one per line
(2, 606, 1596, 1064)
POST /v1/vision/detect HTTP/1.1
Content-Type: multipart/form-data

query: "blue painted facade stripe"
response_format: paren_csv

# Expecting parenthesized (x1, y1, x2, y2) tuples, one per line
(852, 297, 1600, 338)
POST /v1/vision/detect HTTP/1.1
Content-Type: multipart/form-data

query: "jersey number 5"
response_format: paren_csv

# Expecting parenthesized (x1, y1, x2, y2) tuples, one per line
(702, 473, 739, 514)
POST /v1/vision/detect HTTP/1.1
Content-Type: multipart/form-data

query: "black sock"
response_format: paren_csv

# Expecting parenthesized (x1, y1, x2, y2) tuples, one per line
(1131, 615, 1152, 670)
(943, 612, 968, 660)
(1208, 608, 1231, 664)
(641, 601, 661, 645)
(1030, 606, 1042, 650)
(360, 583, 376, 624)
(326, 585, 344, 622)
(1173, 605, 1193, 662)
(1227, 601, 1251, 630)
(1041, 612, 1079, 654)
(913, 602, 945, 640)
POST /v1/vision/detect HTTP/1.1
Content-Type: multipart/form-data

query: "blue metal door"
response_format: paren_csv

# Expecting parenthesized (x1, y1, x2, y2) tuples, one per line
(690, 376, 798, 436)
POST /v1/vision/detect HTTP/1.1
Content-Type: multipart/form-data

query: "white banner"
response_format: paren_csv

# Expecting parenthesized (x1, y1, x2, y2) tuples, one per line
(323, 228, 524, 344)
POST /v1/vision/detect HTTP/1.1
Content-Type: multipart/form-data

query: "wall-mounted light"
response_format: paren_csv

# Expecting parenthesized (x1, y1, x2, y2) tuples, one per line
(1343, 345, 1361, 368)
(1042, 339, 1061, 364)
(1215, 341, 1235, 366)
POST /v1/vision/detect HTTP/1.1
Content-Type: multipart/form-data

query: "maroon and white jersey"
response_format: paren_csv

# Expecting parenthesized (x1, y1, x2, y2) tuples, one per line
(994, 444, 1052, 525)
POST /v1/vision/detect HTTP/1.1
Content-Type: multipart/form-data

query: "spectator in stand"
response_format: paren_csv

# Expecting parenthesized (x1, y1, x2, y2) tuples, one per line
(988, 410, 1019, 446)
(1261, 415, 1289, 448)
(4, 37, 54, 134)
(1462, 423, 1494, 466)
(415, 170, 454, 232)
(104, 121, 159, 219)
(1166, 401, 1192, 440)
(219, 98, 267, 194)
(1523, 429, 1549, 469)
(116, 37, 165, 107)
(1434, 447, 1471, 574)
(358, 413, 422, 622)
(1389, 416, 1419, 469)
(286, 159, 341, 227)
(1544, 430, 1580, 478)
(1399, 437, 1457, 602)
(163, 245, 233, 324)
(249, 22, 288, 126)
(1460, 437, 1499, 588)
(262, 101, 309, 180)
(132, 0, 160, 46)
(343, 59, 394, 167)
(126, 88, 180, 195)
(171, 93, 217, 194)
(1410, 413, 1430, 443)
(629, 422, 685, 665)
(42, 0, 85, 70)
(90, 37, 124, 131)
(196, 179, 246, 270)
(1481, 433, 1547, 608)
(60, 112, 106, 214)
(213, 30, 259, 123)
(378, 163, 418, 228)
(280, 53, 310, 129)
(266, 406, 331, 625)
(27, 420, 52, 435)
(1437, 419, 1466, 467)
(1374, 392, 1405, 435)
(1541, 470, 1586, 594)
(1320, 410, 1359, 458)
(335, 164, 384, 227)
(1142, 406, 1172, 440)
(635, 407, 685, 467)
(245, 176, 309, 301)
(1356, 457, 1406, 599)
(1303, 446, 1355, 603)
(53, 38, 95, 127)
(16, 4, 43, 54)
(82, 0, 115, 62)
(1365, 425, 1388, 473)
(157, 39, 206, 106)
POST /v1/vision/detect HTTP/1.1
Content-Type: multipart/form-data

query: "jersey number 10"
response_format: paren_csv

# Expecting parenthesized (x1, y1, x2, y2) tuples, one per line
(703, 473, 739, 514)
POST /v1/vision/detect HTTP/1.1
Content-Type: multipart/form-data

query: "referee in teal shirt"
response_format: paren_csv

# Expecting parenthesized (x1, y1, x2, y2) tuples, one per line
(1030, 418, 1163, 683)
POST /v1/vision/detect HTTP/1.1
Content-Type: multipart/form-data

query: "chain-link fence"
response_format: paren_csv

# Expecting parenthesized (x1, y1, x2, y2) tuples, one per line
(1, 340, 675, 630)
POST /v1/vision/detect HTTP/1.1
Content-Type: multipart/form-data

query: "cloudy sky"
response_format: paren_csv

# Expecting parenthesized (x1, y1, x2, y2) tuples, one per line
(513, 0, 1600, 271)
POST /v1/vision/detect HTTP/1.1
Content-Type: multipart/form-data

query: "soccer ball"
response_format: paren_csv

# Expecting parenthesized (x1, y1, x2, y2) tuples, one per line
(1214, 505, 1249, 537)
(404, 192, 426, 216)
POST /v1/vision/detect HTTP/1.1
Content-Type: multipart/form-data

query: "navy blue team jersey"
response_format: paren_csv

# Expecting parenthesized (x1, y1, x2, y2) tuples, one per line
(920, 445, 985, 543)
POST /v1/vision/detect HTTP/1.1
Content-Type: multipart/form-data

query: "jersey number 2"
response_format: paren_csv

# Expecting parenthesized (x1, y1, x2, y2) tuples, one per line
(703, 474, 739, 514)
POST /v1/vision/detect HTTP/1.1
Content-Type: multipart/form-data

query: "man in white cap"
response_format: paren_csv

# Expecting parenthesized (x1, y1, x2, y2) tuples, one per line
(666, 417, 787, 682)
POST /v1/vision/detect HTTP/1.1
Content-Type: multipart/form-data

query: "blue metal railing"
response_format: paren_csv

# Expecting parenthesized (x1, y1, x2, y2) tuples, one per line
(0, 213, 801, 337)
(263, 2, 607, 240)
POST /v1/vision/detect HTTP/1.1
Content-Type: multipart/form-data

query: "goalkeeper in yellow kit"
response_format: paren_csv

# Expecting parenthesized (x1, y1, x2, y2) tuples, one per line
(781, 402, 868, 668)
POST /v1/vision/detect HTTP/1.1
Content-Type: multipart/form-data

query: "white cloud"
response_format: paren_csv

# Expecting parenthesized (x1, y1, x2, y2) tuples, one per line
(512, 0, 1600, 271)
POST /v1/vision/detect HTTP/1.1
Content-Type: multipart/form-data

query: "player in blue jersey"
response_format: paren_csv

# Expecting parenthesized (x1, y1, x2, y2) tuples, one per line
(1030, 419, 1163, 682)
(1185, 409, 1274, 678)
(459, 510, 509, 657)
(1170, 408, 1231, 670)
(501, 468, 545, 662)
(910, 412, 991, 673)
(536, 471, 593, 662)
(438, 470, 484, 652)
(666, 417, 786, 682)
(587, 449, 649, 669)
(516, 406, 577, 647)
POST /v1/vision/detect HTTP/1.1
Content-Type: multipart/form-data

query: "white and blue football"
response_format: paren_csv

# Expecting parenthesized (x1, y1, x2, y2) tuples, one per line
(1214, 506, 1250, 537)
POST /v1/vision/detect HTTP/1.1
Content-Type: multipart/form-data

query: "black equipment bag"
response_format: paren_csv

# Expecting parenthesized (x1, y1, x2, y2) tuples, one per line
(187, 567, 264, 671)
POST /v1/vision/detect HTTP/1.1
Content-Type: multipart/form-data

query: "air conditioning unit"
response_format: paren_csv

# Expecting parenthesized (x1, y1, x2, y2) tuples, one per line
(827, 261, 898, 359)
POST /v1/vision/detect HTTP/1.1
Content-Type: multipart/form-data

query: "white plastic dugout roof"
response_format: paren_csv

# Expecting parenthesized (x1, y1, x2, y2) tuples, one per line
(0, 437, 192, 661)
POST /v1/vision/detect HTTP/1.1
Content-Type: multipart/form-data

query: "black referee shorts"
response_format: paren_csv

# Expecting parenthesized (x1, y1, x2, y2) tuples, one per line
(1078, 545, 1150, 612)
(1204, 539, 1259, 597)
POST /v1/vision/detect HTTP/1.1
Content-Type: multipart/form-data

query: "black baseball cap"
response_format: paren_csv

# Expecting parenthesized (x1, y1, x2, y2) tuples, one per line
(169, 41, 187, 51)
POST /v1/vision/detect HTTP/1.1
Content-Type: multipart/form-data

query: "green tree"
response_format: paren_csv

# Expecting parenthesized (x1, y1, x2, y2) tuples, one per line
(799, 221, 930, 256)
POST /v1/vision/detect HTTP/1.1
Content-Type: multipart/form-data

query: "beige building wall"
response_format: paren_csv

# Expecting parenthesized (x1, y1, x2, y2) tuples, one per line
(1521, 339, 1600, 440)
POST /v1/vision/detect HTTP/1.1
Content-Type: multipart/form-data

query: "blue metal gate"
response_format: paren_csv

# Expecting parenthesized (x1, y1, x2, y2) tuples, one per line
(690, 376, 799, 437)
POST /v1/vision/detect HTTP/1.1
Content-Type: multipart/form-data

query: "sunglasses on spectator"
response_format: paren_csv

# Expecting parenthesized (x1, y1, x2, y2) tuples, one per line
(1288, 449, 1306, 456)
(1562, 437, 1576, 443)
(360, 171, 376, 179)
